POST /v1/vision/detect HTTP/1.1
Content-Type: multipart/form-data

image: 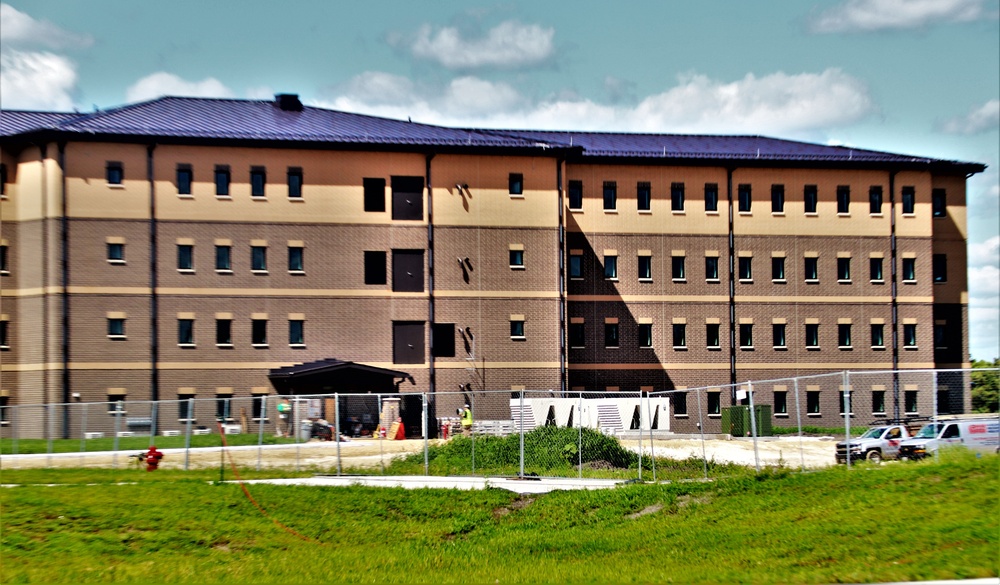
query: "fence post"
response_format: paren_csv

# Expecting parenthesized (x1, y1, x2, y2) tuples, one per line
(748, 382, 760, 474)
(46, 403, 54, 468)
(793, 377, 804, 472)
(647, 391, 656, 482)
(112, 404, 122, 469)
(12, 405, 19, 458)
(79, 403, 87, 467)
(149, 402, 158, 447)
(377, 394, 385, 474)
(335, 394, 341, 476)
(696, 388, 707, 480)
(844, 371, 852, 470)
(932, 369, 939, 463)
(422, 392, 428, 477)
(256, 395, 267, 472)
(294, 396, 301, 473)
(470, 393, 476, 475)
(637, 393, 643, 482)
(578, 390, 583, 480)
(184, 398, 193, 471)
(519, 390, 525, 478)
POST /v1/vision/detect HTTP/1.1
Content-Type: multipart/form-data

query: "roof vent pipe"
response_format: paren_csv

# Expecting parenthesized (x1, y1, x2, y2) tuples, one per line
(275, 94, 303, 112)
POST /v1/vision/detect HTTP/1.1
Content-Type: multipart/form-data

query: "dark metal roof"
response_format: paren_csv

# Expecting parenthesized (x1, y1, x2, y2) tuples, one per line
(268, 358, 410, 380)
(0, 96, 986, 172)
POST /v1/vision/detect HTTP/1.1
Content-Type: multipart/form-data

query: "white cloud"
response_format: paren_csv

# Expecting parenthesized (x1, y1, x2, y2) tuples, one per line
(810, 0, 993, 33)
(0, 50, 76, 110)
(245, 85, 275, 100)
(969, 306, 1000, 360)
(0, 3, 93, 49)
(126, 72, 234, 102)
(969, 236, 1000, 268)
(409, 20, 554, 69)
(939, 99, 1000, 134)
(318, 68, 873, 136)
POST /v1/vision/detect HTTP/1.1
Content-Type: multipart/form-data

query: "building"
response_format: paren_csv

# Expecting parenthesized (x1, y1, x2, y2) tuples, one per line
(0, 95, 985, 436)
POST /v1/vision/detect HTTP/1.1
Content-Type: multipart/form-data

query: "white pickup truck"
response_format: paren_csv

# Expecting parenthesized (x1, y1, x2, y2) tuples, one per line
(898, 416, 1000, 460)
(835, 424, 911, 464)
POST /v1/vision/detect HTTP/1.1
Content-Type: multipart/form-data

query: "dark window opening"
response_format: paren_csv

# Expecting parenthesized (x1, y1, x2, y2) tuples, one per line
(804, 257, 818, 281)
(288, 247, 304, 272)
(672, 324, 686, 348)
(215, 246, 231, 271)
(569, 254, 582, 278)
(871, 324, 885, 347)
(905, 390, 918, 413)
(108, 318, 125, 337)
(704, 183, 719, 212)
(603, 181, 617, 210)
(739, 324, 753, 348)
(176, 165, 192, 195)
(671, 182, 685, 211)
(364, 251, 387, 285)
(872, 391, 885, 413)
(771, 184, 784, 213)
(216, 319, 232, 345)
(838, 257, 851, 281)
(870, 258, 883, 281)
(807, 391, 820, 414)
(836, 185, 850, 214)
(364, 177, 386, 212)
(509, 250, 524, 268)
(639, 323, 653, 348)
(933, 254, 947, 282)
(805, 324, 819, 348)
(289, 320, 304, 345)
(674, 392, 688, 416)
(178, 319, 194, 345)
(568, 180, 583, 209)
(215, 166, 230, 196)
(604, 323, 619, 347)
(773, 324, 786, 347)
(671, 256, 685, 280)
(738, 257, 752, 280)
(804, 185, 818, 213)
(431, 323, 455, 357)
(705, 256, 719, 280)
(510, 320, 525, 338)
(901, 186, 915, 214)
(902, 258, 916, 281)
(569, 323, 585, 347)
(106, 162, 123, 185)
(869, 186, 883, 214)
(107, 243, 124, 262)
(287, 167, 303, 198)
(737, 184, 752, 212)
(251, 246, 267, 271)
(252, 319, 268, 346)
(250, 167, 266, 197)
(177, 245, 193, 271)
(903, 324, 917, 347)
(838, 324, 852, 348)
(771, 257, 785, 281)
(708, 393, 721, 415)
(603, 255, 617, 279)
(509, 173, 523, 195)
(706, 323, 721, 348)
(774, 391, 788, 414)
(638, 181, 652, 211)
(639, 255, 652, 280)
(932, 188, 946, 217)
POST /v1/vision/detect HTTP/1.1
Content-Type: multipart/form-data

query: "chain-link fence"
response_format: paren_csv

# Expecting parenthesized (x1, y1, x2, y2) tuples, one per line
(1, 368, 997, 479)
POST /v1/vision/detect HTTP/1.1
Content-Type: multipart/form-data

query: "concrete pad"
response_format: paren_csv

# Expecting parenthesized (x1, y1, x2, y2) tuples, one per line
(239, 474, 628, 494)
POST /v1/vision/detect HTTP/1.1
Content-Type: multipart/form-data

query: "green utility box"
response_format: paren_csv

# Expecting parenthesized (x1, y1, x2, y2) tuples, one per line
(720, 405, 772, 437)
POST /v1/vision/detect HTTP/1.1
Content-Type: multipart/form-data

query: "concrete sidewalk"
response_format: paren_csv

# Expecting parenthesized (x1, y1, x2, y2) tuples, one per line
(239, 474, 629, 494)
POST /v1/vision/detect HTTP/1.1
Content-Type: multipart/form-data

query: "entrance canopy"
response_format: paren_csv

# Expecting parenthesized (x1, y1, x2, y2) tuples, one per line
(268, 359, 413, 395)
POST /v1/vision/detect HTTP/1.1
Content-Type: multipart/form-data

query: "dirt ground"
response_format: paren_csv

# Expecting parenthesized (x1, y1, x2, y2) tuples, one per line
(1, 435, 841, 471)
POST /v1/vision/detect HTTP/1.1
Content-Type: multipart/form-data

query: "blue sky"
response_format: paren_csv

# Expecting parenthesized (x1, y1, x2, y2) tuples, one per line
(2, 0, 998, 360)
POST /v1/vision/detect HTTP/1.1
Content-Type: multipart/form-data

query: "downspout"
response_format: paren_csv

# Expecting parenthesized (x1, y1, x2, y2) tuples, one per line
(38, 144, 51, 429)
(148, 144, 159, 410)
(425, 153, 435, 394)
(727, 167, 737, 400)
(889, 170, 899, 419)
(557, 158, 566, 395)
(58, 143, 69, 438)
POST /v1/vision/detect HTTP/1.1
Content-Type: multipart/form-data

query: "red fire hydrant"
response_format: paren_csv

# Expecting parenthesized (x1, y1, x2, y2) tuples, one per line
(145, 445, 164, 471)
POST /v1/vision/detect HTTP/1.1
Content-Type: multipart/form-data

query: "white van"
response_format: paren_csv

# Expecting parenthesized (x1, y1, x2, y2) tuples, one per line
(898, 416, 1000, 460)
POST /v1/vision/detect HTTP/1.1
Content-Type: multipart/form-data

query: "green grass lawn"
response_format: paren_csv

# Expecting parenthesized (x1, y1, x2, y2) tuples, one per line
(0, 432, 298, 455)
(1, 453, 996, 584)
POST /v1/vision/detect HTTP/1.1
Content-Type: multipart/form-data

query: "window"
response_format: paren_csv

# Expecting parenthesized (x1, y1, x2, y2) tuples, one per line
(216, 319, 232, 346)
(177, 244, 193, 271)
(251, 246, 267, 272)
(0, 163, 6, 196)
(905, 391, 918, 414)
(902, 258, 916, 282)
(106, 162, 123, 185)
(804, 185, 818, 214)
(392, 249, 424, 292)
(869, 186, 883, 214)
(840, 391, 853, 415)
(569, 323, 585, 348)
(177, 396, 194, 420)
(773, 324, 786, 348)
(871, 324, 885, 348)
(510, 319, 525, 339)
(672, 324, 686, 348)
(804, 257, 818, 282)
(391, 176, 424, 220)
(670, 182, 684, 211)
(603, 255, 617, 279)
(836, 185, 850, 214)
(705, 256, 719, 281)
(0, 245, 6, 274)
(568, 180, 583, 210)
(604, 323, 619, 347)
(674, 392, 688, 416)
(108, 318, 126, 339)
(937, 389, 951, 414)
(638, 182, 652, 211)
(737, 184, 752, 212)
(805, 323, 820, 348)
(872, 391, 886, 414)
(771, 257, 785, 281)
(215, 166, 230, 196)
(509, 173, 523, 196)
(704, 183, 719, 212)
(774, 391, 788, 415)
(807, 391, 820, 415)
(252, 394, 268, 420)
(707, 392, 721, 416)
(706, 323, 721, 348)
(393, 321, 425, 364)
(289, 319, 304, 346)
(364, 178, 386, 212)
(250, 167, 266, 197)
(364, 251, 387, 285)
(177, 165, 192, 195)
(739, 324, 753, 348)
(638, 255, 652, 281)
(901, 186, 915, 214)
(288, 246, 304, 272)
(215, 245, 231, 271)
(509, 249, 524, 269)
(932, 188, 946, 217)
(569, 253, 583, 278)
(933, 254, 947, 283)
(837, 257, 851, 282)
(287, 167, 303, 198)
(108, 395, 126, 414)
(870, 258, 884, 282)
(431, 323, 455, 357)
(738, 257, 752, 281)
(671, 256, 685, 281)
(0, 320, 8, 349)
(934, 323, 947, 349)
(252, 319, 268, 346)
(903, 324, 917, 347)
(771, 184, 784, 213)
(639, 323, 653, 348)
(107, 243, 125, 263)
(216, 396, 232, 421)
(603, 181, 617, 210)
(178, 319, 194, 346)
(838, 324, 852, 348)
